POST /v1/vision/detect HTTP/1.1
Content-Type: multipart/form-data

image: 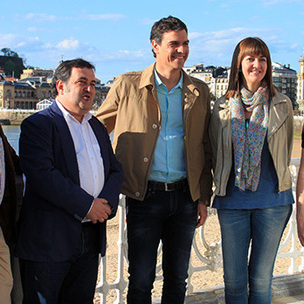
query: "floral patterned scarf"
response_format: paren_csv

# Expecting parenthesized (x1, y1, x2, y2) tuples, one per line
(230, 84, 269, 191)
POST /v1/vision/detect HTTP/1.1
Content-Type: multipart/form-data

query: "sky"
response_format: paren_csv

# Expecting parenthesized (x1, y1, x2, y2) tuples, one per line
(1, 0, 304, 83)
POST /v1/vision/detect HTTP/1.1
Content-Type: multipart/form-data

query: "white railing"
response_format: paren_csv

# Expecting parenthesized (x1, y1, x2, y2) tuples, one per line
(0, 109, 37, 113)
(95, 158, 304, 304)
(0, 108, 98, 114)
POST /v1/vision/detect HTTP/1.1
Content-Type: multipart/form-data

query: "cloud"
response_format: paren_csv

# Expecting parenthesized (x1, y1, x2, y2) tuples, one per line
(187, 27, 278, 65)
(83, 14, 125, 21)
(15, 12, 125, 24)
(291, 43, 299, 49)
(0, 31, 151, 69)
(102, 49, 147, 61)
(186, 27, 301, 68)
(57, 38, 80, 50)
(24, 13, 58, 23)
(0, 33, 44, 51)
(27, 27, 54, 33)
(189, 32, 204, 39)
(141, 17, 157, 26)
(258, 0, 301, 5)
(189, 27, 247, 53)
(27, 27, 38, 32)
(1, 24, 300, 75)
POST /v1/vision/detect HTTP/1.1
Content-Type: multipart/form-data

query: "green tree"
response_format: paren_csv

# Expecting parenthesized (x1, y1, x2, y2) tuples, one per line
(0, 48, 25, 78)
(1, 48, 19, 57)
(1, 48, 10, 56)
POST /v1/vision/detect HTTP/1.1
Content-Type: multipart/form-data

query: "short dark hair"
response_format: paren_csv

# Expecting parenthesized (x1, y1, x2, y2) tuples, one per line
(51, 58, 95, 97)
(226, 37, 275, 100)
(150, 16, 188, 57)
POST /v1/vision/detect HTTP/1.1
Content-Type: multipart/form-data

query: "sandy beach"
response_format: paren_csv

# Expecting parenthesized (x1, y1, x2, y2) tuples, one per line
(96, 135, 303, 303)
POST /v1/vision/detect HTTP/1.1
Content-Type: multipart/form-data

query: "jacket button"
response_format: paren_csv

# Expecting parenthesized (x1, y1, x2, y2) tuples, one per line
(143, 157, 148, 162)
(135, 192, 140, 197)
(152, 124, 158, 129)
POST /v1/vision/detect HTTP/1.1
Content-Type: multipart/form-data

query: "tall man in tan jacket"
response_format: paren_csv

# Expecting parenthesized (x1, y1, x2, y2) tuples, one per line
(97, 16, 212, 304)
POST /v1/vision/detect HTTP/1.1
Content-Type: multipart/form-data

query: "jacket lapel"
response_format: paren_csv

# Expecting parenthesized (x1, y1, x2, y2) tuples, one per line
(89, 118, 109, 177)
(49, 102, 80, 185)
(218, 98, 231, 128)
(268, 95, 289, 139)
(139, 63, 160, 119)
(182, 72, 200, 123)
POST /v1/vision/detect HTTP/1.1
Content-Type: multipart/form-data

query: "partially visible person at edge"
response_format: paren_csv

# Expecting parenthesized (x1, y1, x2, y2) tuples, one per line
(96, 16, 212, 304)
(16, 58, 123, 303)
(209, 37, 294, 304)
(296, 125, 304, 246)
(0, 125, 22, 304)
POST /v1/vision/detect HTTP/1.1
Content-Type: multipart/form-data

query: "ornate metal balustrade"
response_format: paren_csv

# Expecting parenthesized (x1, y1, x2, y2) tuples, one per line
(95, 158, 304, 304)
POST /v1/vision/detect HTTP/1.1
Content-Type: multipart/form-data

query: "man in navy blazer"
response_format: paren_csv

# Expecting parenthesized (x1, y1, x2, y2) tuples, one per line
(16, 58, 123, 303)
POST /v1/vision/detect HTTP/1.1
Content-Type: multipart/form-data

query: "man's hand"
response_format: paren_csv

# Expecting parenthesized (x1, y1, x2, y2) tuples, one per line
(86, 198, 112, 224)
(196, 203, 207, 228)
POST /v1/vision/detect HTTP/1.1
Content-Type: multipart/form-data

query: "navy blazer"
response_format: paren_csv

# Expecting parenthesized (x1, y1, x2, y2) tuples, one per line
(16, 102, 123, 261)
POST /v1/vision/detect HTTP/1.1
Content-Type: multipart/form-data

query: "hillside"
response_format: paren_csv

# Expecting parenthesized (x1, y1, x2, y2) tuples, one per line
(0, 56, 25, 78)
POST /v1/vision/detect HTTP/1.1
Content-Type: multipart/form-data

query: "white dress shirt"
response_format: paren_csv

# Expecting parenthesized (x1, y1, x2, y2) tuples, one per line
(56, 100, 105, 213)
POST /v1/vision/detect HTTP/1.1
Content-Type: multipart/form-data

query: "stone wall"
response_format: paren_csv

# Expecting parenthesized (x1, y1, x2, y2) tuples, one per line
(0, 110, 35, 125)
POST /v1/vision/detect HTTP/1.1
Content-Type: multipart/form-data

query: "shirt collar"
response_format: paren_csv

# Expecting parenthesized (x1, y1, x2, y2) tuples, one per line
(56, 99, 92, 124)
(154, 69, 183, 91)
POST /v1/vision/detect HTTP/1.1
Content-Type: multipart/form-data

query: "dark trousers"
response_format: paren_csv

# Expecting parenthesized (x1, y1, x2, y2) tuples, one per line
(126, 186, 198, 304)
(20, 222, 100, 304)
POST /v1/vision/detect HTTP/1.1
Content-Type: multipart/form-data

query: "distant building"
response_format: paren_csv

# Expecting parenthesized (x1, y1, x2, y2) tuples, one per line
(36, 99, 54, 110)
(185, 62, 298, 109)
(13, 81, 39, 109)
(0, 67, 111, 110)
(0, 67, 5, 78)
(104, 77, 116, 87)
(92, 84, 110, 109)
(20, 68, 54, 80)
(297, 53, 304, 113)
(272, 62, 298, 109)
(184, 64, 229, 100)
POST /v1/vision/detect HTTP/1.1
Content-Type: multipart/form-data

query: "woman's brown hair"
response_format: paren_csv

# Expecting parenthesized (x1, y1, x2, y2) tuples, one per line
(225, 37, 275, 99)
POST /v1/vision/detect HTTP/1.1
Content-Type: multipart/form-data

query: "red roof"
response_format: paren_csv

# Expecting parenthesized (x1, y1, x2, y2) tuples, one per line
(4, 77, 17, 82)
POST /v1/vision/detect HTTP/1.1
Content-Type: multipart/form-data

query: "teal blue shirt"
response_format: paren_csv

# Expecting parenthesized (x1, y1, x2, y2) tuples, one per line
(149, 71, 187, 183)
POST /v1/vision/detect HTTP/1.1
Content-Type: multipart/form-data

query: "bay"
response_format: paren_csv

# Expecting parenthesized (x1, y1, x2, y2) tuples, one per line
(3, 125, 21, 154)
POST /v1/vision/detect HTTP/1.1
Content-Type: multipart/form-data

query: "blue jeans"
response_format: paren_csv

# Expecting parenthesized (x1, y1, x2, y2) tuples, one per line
(126, 186, 198, 304)
(20, 222, 100, 304)
(218, 205, 292, 304)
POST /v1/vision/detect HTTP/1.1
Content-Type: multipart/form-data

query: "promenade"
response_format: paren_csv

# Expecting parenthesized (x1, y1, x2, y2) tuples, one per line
(183, 136, 304, 304)
(293, 136, 301, 158)
(183, 273, 304, 304)
(97, 135, 304, 304)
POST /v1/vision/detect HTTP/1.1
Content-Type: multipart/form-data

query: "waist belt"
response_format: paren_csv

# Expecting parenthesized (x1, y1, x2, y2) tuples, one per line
(148, 179, 188, 192)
